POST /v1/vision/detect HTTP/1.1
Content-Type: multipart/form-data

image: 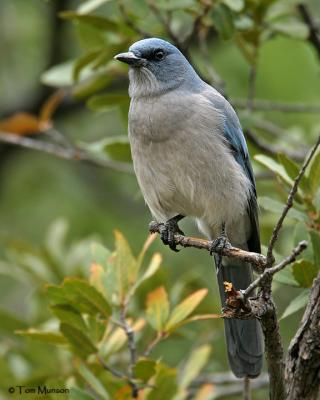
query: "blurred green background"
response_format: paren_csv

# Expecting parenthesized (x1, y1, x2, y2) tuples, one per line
(0, 0, 320, 399)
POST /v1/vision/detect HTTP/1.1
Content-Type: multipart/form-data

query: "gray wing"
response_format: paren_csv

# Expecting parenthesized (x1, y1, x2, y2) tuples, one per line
(206, 91, 260, 253)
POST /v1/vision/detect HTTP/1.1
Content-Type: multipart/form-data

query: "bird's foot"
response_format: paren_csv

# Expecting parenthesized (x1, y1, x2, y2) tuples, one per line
(159, 215, 184, 252)
(209, 234, 231, 256)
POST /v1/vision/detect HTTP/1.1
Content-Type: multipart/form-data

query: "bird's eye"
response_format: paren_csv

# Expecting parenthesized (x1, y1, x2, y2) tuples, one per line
(154, 50, 165, 60)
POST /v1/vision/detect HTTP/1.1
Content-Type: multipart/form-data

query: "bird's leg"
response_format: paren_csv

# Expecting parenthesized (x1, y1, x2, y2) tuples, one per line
(159, 214, 185, 252)
(209, 222, 231, 273)
(210, 222, 231, 253)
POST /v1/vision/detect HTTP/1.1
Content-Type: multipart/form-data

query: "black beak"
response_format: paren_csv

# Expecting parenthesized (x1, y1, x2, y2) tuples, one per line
(114, 51, 145, 66)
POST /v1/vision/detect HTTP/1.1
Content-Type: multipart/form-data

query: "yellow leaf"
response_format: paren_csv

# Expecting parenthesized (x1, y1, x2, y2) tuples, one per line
(146, 286, 170, 331)
(165, 289, 208, 331)
(224, 281, 233, 292)
(39, 89, 64, 128)
(195, 384, 215, 400)
(0, 112, 40, 135)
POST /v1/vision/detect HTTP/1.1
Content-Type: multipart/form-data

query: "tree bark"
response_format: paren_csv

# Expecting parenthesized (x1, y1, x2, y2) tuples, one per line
(285, 273, 320, 400)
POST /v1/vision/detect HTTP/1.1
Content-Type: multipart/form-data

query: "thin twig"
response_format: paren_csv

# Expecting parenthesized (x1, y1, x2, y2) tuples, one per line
(247, 66, 257, 112)
(245, 128, 306, 162)
(297, 4, 320, 59)
(232, 98, 320, 113)
(183, 1, 212, 49)
(189, 374, 268, 399)
(266, 136, 320, 265)
(243, 241, 308, 299)
(143, 333, 163, 357)
(253, 119, 309, 151)
(194, 372, 269, 385)
(97, 355, 127, 379)
(149, 221, 267, 270)
(147, 1, 183, 49)
(0, 131, 134, 174)
(118, 0, 151, 37)
(198, 34, 225, 92)
(243, 377, 251, 400)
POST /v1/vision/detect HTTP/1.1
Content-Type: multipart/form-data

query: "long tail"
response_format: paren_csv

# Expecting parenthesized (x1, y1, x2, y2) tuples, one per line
(215, 254, 263, 378)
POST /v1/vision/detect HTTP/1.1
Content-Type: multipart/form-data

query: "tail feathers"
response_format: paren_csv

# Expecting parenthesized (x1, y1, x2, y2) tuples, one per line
(215, 256, 263, 378)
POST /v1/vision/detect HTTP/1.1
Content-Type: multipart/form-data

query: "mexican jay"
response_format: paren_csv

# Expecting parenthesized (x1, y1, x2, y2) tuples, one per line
(115, 38, 263, 378)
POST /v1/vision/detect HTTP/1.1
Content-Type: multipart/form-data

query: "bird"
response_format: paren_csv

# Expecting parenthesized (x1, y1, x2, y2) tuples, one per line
(115, 38, 263, 378)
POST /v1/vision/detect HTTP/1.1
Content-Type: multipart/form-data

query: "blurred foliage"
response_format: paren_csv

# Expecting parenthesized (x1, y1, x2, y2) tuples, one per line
(0, 0, 320, 398)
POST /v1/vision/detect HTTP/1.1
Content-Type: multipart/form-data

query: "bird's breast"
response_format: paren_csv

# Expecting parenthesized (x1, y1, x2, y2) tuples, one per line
(128, 91, 251, 231)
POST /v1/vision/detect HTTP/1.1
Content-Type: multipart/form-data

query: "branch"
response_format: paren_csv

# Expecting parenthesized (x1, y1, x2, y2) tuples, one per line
(297, 4, 320, 59)
(285, 272, 320, 399)
(0, 131, 134, 174)
(260, 299, 286, 400)
(232, 98, 320, 113)
(267, 135, 320, 264)
(243, 376, 251, 400)
(194, 372, 269, 385)
(149, 221, 267, 270)
(243, 241, 308, 299)
(97, 355, 127, 380)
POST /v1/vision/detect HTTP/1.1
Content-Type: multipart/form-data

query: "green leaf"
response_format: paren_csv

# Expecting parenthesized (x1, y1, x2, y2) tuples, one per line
(211, 4, 235, 40)
(273, 267, 300, 287)
(112, 230, 139, 303)
(310, 230, 320, 267)
(133, 252, 162, 294)
(277, 153, 310, 193)
(147, 363, 178, 400)
(45, 218, 68, 263)
(41, 61, 75, 87)
(259, 196, 307, 222)
(280, 289, 309, 320)
(307, 148, 320, 196)
(87, 93, 129, 118)
(16, 329, 67, 345)
(222, 0, 244, 12)
(81, 136, 132, 164)
(60, 323, 97, 358)
(63, 278, 112, 318)
(133, 359, 157, 383)
(46, 284, 69, 304)
(70, 387, 96, 400)
(90, 243, 116, 301)
(102, 326, 127, 357)
(59, 12, 117, 31)
(292, 260, 318, 288)
(270, 17, 309, 40)
(78, 0, 114, 14)
(180, 345, 211, 389)
(0, 308, 28, 333)
(73, 49, 103, 82)
(86, 315, 107, 342)
(155, 0, 195, 11)
(146, 286, 170, 331)
(234, 15, 254, 31)
(254, 154, 293, 186)
(72, 72, 112, 99)
(51, 304, 87, 331)
(165, 289, 208, 331)
(77, 362, 110, 400)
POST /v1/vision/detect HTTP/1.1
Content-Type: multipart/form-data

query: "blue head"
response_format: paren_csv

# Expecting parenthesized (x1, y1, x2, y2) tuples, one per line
(115, 38, 202, 97)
